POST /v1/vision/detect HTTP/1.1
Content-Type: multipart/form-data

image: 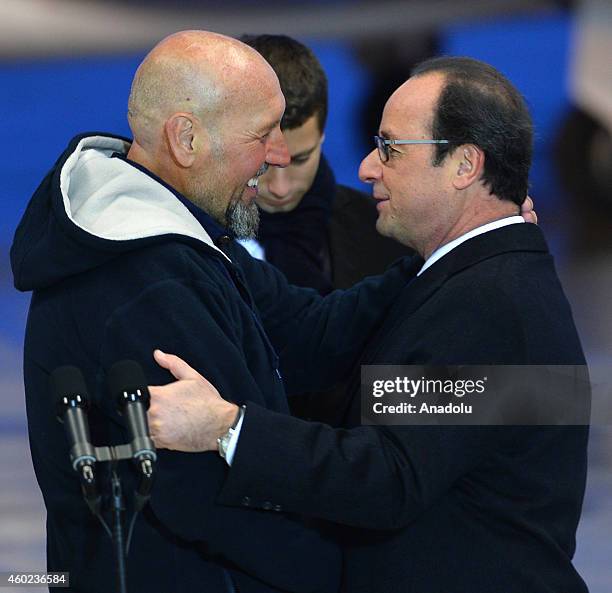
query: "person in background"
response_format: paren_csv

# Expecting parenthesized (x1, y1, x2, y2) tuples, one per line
(239, 34, 411, 295)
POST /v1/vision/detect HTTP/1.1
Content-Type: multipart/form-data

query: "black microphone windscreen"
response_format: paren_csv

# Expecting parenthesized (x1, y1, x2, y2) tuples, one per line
(50, 365, 89, 408)
(108, 360, 150, 407)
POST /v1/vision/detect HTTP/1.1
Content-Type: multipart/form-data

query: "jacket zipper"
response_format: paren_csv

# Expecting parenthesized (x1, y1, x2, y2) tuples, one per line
(222, 568, 238, 593)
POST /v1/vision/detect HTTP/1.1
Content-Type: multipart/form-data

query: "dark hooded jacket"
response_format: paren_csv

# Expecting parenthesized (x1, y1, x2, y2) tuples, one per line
(11, 133, 414, 593)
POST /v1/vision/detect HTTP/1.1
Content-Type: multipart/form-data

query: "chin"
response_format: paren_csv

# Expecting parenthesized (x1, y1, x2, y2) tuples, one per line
(257, 198, 300, 214)
(276, 201, 301, 213)
(375, 217, 391, 237)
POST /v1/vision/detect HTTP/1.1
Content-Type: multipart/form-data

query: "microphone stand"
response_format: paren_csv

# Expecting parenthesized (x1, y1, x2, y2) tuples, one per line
(53, 362, 156, 593)
(110, 467, 128, 593)
(87, 442, 155, 593)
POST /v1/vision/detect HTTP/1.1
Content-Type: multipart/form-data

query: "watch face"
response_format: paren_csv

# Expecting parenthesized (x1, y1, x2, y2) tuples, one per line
(218, 407, 244, 461)
(217, 431, 232, 459)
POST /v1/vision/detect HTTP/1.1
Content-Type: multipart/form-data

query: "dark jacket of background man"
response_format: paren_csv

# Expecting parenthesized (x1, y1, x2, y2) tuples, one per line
(257, 154, 408, 295)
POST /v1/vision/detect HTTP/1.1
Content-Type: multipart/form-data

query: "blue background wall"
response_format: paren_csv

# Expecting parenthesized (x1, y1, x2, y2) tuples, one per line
(0, 11, 573, 250)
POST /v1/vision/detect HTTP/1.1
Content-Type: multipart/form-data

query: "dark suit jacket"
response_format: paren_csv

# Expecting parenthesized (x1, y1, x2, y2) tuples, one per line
(219, 223, 590, 593)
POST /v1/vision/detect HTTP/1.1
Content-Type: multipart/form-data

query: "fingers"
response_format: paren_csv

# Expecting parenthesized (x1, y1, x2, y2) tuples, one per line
(148, 384, 165, 400)
(147, 405, 162, 448)
(148, 382, 183, 404)
(147, 386, 172, 449)
(153, 349, 202, 381)
(520, 195, 537, 225)
(148, 418, 162, 448)
(148, 424, 167, 450)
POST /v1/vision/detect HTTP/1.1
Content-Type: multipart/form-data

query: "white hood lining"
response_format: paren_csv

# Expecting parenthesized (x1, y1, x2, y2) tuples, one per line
(59, 135, 230, 261)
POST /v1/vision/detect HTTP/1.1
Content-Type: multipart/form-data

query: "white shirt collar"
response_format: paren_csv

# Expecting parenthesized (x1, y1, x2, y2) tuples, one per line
(237, 238, 266, 261)
(417, 215, 525, 276)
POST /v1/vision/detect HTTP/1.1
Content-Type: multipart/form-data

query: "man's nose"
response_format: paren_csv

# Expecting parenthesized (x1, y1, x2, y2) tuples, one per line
(266, 128, 290, 168)
(266, 167, 291, 199)
(358, 148, 381, 184)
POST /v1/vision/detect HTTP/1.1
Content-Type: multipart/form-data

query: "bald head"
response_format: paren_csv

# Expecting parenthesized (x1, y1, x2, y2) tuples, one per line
(127, 30, 280, 147)
(124, 30, 289, 237)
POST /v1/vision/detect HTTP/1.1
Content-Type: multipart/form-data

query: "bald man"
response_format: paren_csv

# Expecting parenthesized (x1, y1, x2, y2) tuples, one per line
(11, 31, 419, 593)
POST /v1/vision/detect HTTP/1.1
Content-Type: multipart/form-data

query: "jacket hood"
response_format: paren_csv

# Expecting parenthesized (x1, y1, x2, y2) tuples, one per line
(11, 133, 227, 291)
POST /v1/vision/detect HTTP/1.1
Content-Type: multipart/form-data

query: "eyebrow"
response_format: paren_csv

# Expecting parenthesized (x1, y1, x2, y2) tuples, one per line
(257, 119, 282, 138)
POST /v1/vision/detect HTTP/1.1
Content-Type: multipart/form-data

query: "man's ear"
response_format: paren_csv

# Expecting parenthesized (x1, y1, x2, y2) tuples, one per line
(452, 144, 484, 190)
(164, 113, 202, 168)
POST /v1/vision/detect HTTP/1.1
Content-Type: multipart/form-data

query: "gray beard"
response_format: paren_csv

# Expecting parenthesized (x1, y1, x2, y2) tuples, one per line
(225, 198, 260, 239)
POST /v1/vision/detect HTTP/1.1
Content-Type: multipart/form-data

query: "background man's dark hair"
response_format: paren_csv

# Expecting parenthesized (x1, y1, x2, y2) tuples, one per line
(412, 56, 533, 206)
(240, 34, 328, 133)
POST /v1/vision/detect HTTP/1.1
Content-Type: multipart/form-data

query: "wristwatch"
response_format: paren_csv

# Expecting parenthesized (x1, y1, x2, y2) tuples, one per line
(217, 405, 246, 460)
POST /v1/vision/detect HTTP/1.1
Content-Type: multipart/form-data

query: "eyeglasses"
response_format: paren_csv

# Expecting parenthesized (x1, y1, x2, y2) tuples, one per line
(374, 135, 449, 163)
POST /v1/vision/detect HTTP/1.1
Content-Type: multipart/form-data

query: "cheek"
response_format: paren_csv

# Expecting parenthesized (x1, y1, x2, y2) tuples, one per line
(292, 169, 313, 193)
(294, 160, 320, 193)
(257, 175, 269, 193)
(239, 146, 267, 179)
(385, 164, 428, 203)
(384, 170, 409, 209)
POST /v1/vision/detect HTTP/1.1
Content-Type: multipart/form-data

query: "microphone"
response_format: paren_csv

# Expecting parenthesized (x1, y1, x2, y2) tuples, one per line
(51, 365, 100, 515)
(107, 360, 156, 507)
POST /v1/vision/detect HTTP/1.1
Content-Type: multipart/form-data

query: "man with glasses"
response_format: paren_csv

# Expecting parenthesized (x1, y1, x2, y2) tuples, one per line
(148, 56, 589, 593)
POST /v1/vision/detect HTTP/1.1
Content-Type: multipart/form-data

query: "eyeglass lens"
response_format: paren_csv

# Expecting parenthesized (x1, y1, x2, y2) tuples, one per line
(374, 136, 388, 162)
